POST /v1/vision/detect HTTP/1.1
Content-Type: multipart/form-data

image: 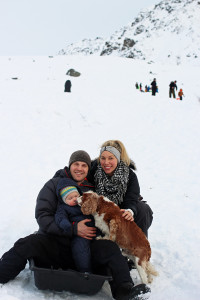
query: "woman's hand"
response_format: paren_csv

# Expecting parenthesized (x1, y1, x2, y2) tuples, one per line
(120, 209, 134, 222)
(77, 219, 96, 240)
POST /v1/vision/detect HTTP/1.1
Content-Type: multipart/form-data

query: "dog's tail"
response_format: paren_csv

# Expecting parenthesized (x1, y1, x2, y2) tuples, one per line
(147, 262, 158, 276)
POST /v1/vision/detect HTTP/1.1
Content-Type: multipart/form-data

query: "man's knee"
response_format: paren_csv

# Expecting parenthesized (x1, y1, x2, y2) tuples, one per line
(13, 233, 55, 259)
(14, 234, 39, 257)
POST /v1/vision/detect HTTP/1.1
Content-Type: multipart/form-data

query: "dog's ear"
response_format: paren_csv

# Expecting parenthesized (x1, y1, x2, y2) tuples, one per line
(81, 195, 98, 215)
(81, 199, 92, 215)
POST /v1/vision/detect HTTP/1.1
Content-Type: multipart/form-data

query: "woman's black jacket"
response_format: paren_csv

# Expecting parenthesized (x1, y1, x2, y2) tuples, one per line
(88, 160, 141, 216)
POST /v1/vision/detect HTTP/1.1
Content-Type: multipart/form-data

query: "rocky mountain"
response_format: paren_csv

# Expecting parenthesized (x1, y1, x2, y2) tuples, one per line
(58, 37, 104, 56)
(58, 0, 200, 64)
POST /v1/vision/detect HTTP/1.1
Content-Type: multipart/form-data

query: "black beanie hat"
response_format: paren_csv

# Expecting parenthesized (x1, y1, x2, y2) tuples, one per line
(69, 150, 91, 169)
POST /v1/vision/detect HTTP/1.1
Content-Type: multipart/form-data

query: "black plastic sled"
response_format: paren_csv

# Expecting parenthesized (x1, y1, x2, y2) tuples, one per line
(29, 259, 112, 295)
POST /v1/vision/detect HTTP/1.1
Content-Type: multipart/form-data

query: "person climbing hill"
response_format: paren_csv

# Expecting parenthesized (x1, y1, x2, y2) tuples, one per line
(178, 89, 184, 100)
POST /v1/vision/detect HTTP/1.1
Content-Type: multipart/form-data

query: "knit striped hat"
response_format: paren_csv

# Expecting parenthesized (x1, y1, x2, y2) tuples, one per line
(60, 186, 79, 203)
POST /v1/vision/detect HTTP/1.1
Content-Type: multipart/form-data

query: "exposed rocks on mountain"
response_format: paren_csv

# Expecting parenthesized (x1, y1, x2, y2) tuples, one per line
(58, 0, 200, 65)
(59, 37, 104, 56)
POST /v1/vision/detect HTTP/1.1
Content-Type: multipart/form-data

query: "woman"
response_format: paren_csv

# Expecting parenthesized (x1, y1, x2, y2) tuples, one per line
(89, 140, 153, 237)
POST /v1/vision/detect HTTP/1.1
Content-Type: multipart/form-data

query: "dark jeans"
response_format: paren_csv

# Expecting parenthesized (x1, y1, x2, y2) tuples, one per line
(0, 234, 74, 283)
(0, 233, 132, 296)
(169, 89, 176, 98)
(71, 236, 92, 273)
(152, 89, 156, 96)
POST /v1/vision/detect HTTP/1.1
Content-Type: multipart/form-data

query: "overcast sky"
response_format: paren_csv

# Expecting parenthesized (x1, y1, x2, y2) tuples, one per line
(0, 0, 159, 56)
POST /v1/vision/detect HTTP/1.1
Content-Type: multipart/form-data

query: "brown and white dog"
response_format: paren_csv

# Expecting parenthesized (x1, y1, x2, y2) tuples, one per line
(78, 191, 158, 284)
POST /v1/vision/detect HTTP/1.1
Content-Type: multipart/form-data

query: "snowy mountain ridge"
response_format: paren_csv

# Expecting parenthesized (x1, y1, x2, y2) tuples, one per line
(58, 0, 200, 65)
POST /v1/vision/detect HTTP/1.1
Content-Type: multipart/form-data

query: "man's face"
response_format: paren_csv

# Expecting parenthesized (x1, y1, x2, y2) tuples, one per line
(70, 161, 89, 184)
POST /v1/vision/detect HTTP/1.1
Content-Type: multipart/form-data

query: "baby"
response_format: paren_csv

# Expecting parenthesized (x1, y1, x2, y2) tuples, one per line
(60, 185, 80, 206)
(55, 178, 95, 273)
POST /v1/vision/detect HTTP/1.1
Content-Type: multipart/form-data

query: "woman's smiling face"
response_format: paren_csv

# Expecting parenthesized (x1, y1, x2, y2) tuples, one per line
(100, 151, 118, 176)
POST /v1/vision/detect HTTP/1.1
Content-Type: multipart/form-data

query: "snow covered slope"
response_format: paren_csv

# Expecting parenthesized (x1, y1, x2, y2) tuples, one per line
(0, 55, 199, 299)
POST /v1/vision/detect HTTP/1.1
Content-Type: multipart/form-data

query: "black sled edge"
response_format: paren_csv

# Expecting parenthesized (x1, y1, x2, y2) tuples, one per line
(29, 258, 112, 295)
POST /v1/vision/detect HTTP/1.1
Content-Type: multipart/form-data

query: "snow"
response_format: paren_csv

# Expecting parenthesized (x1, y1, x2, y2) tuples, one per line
(0, 55, 200, 299)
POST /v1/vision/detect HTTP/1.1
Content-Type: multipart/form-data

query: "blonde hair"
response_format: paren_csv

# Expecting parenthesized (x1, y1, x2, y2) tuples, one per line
(100, 140, 131, 166)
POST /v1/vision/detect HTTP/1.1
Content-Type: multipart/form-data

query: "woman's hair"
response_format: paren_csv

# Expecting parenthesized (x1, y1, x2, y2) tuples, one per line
(100, 140, 131, 166)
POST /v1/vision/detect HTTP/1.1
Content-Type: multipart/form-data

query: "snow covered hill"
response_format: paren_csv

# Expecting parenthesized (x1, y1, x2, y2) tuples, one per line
(0, 55, 200, 300)
(59, 0, 200, 65)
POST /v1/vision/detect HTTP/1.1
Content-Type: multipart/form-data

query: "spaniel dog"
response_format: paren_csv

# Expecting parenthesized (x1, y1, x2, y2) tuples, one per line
(78, 191, 158, 284)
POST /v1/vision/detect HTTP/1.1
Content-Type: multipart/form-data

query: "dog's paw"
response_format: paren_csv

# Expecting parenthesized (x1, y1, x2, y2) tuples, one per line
(96, 236, 103, 240)
(96, 236, 110, 240)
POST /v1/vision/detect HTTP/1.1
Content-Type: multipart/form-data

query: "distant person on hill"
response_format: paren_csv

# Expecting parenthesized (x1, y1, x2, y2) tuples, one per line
(169, 81, 177, 98)
(139, 83, 144, 92)
(178, 89, 184, 100)
(64, 80, 72, 92)
(135, 82, 139, 89)
(151, 78, 157, 96)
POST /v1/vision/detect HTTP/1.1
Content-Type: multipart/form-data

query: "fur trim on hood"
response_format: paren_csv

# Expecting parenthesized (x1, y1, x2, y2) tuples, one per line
(130, 160, 137, 171)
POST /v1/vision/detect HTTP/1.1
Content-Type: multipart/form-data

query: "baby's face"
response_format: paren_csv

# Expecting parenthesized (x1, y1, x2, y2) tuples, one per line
(65, 191, 80, 206)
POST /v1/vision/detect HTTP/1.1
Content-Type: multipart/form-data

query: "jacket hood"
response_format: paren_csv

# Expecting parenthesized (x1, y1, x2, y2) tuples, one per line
(53, 167, 70, 179)
(130, 160, 137, 171)
(56, 177, 83, 203)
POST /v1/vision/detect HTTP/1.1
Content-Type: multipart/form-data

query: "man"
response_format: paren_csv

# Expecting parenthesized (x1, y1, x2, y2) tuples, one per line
(169, 80, 177, 98)
(0, 150, 150, 300)
(64, 80, 72, 92)
(151, 78, 157, 96)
